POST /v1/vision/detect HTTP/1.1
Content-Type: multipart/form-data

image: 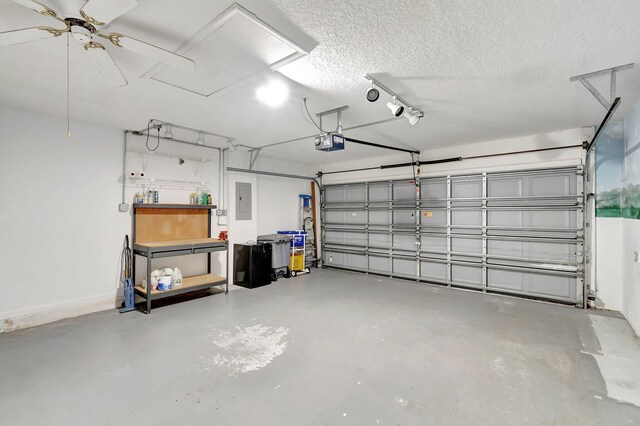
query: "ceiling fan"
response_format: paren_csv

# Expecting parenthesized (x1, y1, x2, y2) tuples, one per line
(0, 0, 196, 87)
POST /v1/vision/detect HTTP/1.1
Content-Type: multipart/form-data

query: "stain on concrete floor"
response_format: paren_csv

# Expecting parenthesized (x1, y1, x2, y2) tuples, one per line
(202, 324, 290, 376)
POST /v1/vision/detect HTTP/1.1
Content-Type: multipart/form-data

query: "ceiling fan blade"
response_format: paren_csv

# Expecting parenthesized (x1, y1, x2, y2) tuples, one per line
(84, 41, 128, 87)
(80, 0, 139, 26)
(0, 26, 66, 47)
(12, 0, 65, 22)
(99, 32, 196, 71)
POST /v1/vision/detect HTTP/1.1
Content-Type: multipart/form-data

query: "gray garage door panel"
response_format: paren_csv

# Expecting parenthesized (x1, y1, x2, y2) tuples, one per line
(488, 269, 576, 301)
(421, 261, 448, 280)
(421, 209, 447, 226)
(370, 233, 391, 248)
(369, 184, 390, 202)
(421, 181, 446, 199)
(421, 235, 447, 252)
(322, 167, 584, 305)
(452, 265, 483, 287)
(369, 256, 391, 274)
(452, 237, 482, 254)
(393, 258, 416, 277)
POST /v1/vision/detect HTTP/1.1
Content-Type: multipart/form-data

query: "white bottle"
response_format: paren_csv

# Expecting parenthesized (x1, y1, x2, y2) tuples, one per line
(172, 267, 183, 287)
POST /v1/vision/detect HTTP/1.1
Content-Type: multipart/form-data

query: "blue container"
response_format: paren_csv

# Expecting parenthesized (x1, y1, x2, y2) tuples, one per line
(278, 230, 306, 247)
(299, 194, 312, 207)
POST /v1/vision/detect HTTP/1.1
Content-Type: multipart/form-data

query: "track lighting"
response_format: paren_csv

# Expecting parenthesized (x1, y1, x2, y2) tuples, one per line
(366, 81, 379, 102)
(364, 74, 424, 126)
(196, 132, 205, 145)
(403, 108, 421, 126)
(163, 125, 173, 139)
(386, 96, 404, 117)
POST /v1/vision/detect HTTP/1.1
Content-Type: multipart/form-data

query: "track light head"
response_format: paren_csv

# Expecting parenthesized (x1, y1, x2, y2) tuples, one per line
(386, 97, 404, 117)
(403, 108, 421, 126)
(366, 85, 379, 102)
(163, 124, 173, 139)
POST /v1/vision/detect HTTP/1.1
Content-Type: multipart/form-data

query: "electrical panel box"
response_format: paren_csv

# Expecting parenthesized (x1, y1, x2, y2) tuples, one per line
(236, 182, 252, 221)
(314, 132, 345, 152)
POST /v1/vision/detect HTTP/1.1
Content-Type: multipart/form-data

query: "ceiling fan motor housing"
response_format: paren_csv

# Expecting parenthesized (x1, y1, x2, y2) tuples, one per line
(67, 18, 97, 43)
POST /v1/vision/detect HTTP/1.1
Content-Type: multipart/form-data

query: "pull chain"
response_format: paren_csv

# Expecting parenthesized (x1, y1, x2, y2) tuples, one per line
(66, 32, 71, 137)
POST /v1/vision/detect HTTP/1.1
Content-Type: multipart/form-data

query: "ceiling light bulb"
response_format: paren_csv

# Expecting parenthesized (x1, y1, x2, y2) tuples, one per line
(386, 97, 404, 117)
(164, 125, 173, 139)
(403, 109, 421, 126)
(256, 80, 289, 107)
(197, 132, 205, 145)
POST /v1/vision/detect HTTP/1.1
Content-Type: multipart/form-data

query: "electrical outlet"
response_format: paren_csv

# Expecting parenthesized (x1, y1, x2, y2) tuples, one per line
(216, 209, 227, 216)
(119, 203, 129, 212)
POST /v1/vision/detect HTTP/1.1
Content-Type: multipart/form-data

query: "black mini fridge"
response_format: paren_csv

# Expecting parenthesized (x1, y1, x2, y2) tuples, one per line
(233, 243, 272, 288)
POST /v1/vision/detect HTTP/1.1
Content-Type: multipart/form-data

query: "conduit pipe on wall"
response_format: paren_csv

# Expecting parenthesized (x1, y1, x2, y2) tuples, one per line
(217, 148, 228, 227)
(122, 130, 128, 206)
(130, 130, 223, 151)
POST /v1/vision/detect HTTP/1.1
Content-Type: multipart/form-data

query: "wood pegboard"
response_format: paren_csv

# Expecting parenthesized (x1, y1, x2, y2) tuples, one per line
(134, 207, 208, 243)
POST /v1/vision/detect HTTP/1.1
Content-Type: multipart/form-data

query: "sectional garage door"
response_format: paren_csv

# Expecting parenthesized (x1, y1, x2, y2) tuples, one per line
(321, 166, 585, 305)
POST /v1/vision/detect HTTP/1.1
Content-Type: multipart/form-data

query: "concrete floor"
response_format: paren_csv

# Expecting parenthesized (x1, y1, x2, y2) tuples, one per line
(1, 269, 639, 425)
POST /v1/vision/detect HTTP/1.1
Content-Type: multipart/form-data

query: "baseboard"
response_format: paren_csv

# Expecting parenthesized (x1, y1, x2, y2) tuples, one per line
(0, 292, 120, 334)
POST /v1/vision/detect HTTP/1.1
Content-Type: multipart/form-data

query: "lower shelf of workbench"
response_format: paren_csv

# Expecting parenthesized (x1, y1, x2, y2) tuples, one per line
(134, 274, 227, 301)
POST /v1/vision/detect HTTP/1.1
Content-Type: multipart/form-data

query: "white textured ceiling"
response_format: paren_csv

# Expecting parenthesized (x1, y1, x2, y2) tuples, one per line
(1, 0, 639, 165)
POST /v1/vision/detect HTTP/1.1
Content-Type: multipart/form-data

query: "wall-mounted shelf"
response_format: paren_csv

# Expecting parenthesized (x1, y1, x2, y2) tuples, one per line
(121, 176, 211, 190)
(133, 203, 217, 210)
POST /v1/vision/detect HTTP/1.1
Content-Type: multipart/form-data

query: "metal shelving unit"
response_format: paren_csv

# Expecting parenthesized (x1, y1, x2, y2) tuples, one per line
(321, 166, 585, 305)
(132, 204, 229, 313)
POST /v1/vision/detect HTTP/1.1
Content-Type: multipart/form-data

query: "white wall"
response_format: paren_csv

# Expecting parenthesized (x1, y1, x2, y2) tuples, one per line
(255, 156, 312, 236)
(226, 150, 258, 280)
(596, 218, 640, 335)
(622, 219, 640, 333)
(0, 106, 129, 331)
(225, 152, 314, 279)
(595, 218, 624, 311)
(0, 106, 309, 332)
(591, 100, 640, 336)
